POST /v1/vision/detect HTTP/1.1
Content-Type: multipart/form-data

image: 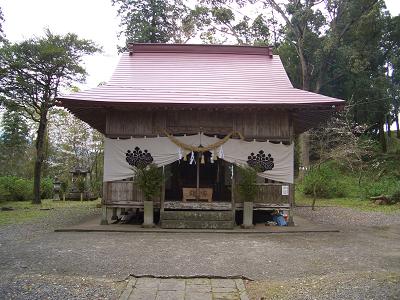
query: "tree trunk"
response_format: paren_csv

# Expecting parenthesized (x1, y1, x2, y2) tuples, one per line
(150, 0, 157, 43)
(395, 111, 400, 138)
(297, 45, 312, 175)
(311, 184, 317, 211)
(379, 119, 387, 153)
(314, 62, 327, 93)
(386, 115, 392, 137)
(298, 45, 311, 91)
(33, 108, 48, 204)
(298, 132, 310, 179)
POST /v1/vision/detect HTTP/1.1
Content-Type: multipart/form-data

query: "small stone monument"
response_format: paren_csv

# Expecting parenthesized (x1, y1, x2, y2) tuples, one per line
(53, 177, 61, 201)
(66, 167, 96, 200)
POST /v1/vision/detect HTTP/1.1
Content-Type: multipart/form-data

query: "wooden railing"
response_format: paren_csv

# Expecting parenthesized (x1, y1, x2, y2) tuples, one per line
(235, 183, 290, 205)
(104, 181, 289, 207)
(104, 181, 160, 206)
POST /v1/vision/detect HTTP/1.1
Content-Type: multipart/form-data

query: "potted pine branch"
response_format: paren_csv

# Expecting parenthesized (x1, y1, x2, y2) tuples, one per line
(237, 165, 259, 228)
(134, 164, 163, 227)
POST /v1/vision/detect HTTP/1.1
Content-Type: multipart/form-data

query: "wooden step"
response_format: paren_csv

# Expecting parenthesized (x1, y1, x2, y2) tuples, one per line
(164, 201, 232, 210)
(161, 220, 234, 229)
(160, 210, 234, 229)
(162, 210, 233, 221)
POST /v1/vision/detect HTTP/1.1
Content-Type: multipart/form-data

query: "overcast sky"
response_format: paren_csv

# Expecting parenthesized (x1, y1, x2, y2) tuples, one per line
(1, 0, 400, 90)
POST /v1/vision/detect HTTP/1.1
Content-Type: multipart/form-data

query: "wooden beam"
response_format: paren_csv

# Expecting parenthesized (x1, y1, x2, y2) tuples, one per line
(288, 119, 295, 226)
(231, 164, 236, 226)
(161, 167, 165, 214)
(196, 153, 200, 201)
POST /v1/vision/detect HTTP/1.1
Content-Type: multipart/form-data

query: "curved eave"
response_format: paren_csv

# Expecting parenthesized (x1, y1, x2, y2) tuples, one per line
(58, 99, 344, 136)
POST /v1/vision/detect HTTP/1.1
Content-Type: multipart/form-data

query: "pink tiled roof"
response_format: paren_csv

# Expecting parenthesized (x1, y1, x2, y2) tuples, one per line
(58, 44, 344, 106)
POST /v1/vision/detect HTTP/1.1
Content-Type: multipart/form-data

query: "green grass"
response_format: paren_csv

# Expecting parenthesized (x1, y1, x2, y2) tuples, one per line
(0, 199, 101, 226)
(387, 132, 400, 153)
(295, 192, 400, 214)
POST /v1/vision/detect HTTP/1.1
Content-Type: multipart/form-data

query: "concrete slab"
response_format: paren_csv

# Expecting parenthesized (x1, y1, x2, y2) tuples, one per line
(185, 284, 212, 293)
(211, 279, 237, 288)
(158, 279, 186, 291)
(155, 290, 185, 300)
(213, 287, 238, 293)
(119, 277, 249, 300)
(186, 278, 210, 285)
(129, 288, 157, 300)
(55, 215, 339, 234)
(184, 292, 212, 300)
(135, 277, 160, 289)
(213, 292, 240, 300)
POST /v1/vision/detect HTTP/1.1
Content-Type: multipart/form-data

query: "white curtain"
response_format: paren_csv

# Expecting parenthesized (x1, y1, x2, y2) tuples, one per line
(103, 134, 294, 183)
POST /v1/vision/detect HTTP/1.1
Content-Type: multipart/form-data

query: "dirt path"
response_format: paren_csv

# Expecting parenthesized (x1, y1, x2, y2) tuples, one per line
(0, 205, 399, 299)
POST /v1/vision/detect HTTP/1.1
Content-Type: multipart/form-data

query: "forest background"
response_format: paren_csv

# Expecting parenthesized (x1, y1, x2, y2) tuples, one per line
(0, 0, 399, 205)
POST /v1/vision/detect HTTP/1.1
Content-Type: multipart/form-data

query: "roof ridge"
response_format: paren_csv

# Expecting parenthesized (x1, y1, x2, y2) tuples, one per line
(128, 43, 274, 57)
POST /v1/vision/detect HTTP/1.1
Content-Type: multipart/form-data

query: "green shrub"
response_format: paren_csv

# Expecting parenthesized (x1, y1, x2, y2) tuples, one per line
(0, 177, 12, 200)
(0, 176, 56, 201)
(134, 164, 164, 201)
(90, 180, 102, 197)
(60, 181, 69, 195)
(236, 165, 259, 202)
(0, 176, 33, 201)
(363, 177, 400, 198)
(390, 190, 400, 204)
(40, 177, 54, 199)
(75, 176, 86, 193)
(301, 164, 342, 198)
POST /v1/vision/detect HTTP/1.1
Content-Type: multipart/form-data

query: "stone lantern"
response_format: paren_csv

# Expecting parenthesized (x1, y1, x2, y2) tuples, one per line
(53, 177, 61, 201)
(66, 167, 96, 200)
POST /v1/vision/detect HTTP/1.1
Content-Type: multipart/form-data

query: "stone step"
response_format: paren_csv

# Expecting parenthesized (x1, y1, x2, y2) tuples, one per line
(161, 220, 234, 229)
(161, 210, 233, 221)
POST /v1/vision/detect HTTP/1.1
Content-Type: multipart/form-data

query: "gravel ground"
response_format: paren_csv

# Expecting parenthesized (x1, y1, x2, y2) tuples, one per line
(0, 205, 399, 299)
(295, 205, 400, 228)
(246, 271, 400, 300)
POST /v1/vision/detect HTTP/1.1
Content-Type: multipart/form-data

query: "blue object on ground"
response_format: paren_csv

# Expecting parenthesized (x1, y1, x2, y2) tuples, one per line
(273, 214, 288, 226)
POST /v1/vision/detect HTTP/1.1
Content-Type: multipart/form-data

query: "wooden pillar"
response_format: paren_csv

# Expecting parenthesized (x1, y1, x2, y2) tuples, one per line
(298, 132, 310, 179)
(231, 164, 236, 227)
(160, 166, 165, 225)
(100, 181, 109, 225)
(111, 207, 118, 220)
(287, 183, 295, 226)
(196, 153, 200, 201)
(288, 118, 295, 226)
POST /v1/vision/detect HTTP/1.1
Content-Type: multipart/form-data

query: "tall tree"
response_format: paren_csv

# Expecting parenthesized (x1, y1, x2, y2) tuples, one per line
(0, 30, 100, 204)
(0, 107, 31, 177)
(328, 1, 390, 151)
(0, 6, 5, 42)
(112, 0, 271, 46)
(188, 1, 270, 45)
(112, 0, 194, 45)
(265, 0, 391, 155)
(47, 108, 104, 184)
(386, 15, 400, 138)
(265, 0, 381, 92)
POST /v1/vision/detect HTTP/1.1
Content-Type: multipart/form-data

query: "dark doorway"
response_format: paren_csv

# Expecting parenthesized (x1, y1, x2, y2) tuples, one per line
(165, 151, 232, 202)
